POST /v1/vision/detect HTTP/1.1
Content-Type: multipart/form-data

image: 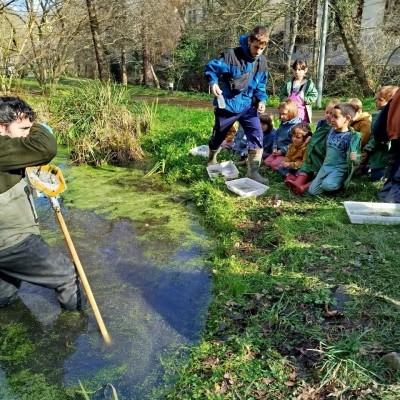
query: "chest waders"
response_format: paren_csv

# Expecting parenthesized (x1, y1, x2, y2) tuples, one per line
(26, 165, 111, 345)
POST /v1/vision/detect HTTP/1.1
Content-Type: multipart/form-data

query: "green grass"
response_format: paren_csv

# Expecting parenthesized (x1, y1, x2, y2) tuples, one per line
(145, 105, 400, 399)
(2, 79, 395, 398)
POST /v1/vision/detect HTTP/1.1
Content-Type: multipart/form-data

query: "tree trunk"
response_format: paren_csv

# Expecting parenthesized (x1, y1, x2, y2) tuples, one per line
(141, 21, 154, 86)
(150, 64, 160, 89)
(333, 9, 374, 96)
(121, 48, 128, 86)
(85, 0, 106, 81)
(285, 0, 300, 77)
(313, 0, 322, 81)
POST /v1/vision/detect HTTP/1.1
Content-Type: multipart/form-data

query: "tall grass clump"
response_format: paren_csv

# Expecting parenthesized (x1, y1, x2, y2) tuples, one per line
(51, 80, 154, 166)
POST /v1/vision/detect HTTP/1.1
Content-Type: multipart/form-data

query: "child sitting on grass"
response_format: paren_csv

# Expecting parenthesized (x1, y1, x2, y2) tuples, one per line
(348, 98, 372, 175)
(279, 123, 311, 177)
(220, 123, 238, 150)
(261, 113, 276, 160)
(286, 99, 340, 195)
(264, 99, 301, 171)
(364, 85, 399, 181)
(233, 114, 276, 164)
(308, 103, 361, 196)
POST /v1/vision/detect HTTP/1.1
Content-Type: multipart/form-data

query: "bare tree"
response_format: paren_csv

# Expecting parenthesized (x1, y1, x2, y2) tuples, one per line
(85, 0, 108, 81)
(1, 0, 88, 93)
(330, 0, 374, 96)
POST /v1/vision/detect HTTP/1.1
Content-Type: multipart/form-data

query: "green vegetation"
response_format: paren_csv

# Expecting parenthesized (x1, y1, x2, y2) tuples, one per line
(144, 105, 400, 399)
(1, 80, 397, 398)
(49, 80, 150, 165)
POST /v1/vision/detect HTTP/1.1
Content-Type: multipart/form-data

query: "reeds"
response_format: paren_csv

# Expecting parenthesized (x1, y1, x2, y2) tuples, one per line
(51, 80, 153, 166)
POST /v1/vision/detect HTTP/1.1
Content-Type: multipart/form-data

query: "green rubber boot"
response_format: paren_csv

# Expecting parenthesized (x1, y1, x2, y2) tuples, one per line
(207, 147, 220, 166)
(247, 150, 268, 185)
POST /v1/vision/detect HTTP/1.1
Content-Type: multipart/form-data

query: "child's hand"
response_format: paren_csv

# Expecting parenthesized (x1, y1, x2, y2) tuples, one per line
(350, 152, 357, 161)
(280, 161, 289, 168)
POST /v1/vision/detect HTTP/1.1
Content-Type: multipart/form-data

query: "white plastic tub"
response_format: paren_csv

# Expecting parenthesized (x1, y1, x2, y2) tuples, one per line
(189, 145, 209, 157)
(225, 177, 268, 197)
(206, 161, 239, 181)
(343, 201, 400, 224)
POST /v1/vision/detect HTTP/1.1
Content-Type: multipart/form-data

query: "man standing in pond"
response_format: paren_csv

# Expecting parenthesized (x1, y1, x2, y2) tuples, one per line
(0, 96, 84, 310)
(205, 26, 269, 184)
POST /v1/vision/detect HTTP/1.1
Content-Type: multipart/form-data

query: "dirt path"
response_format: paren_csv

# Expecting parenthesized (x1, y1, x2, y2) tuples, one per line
(131, 95, 326, 122)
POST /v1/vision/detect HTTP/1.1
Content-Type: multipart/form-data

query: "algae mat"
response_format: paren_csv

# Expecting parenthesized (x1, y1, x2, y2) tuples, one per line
(0, 157, 212, 399)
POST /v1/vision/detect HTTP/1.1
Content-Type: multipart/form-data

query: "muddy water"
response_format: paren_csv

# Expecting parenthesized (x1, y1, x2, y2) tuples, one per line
(0, 160, 212, 399)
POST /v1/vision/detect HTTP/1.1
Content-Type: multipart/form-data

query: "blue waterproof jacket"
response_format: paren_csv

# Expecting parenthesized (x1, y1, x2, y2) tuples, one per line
(204, 35, 268, 114)
(272, 116, 302, 155)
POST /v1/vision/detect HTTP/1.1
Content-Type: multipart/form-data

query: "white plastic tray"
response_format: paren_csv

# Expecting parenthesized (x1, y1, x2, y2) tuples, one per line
(206, 161, 239, 181)
(343, 201, 400, 224)
(190, 145, 209, 157)
(225, 177, 268, 197)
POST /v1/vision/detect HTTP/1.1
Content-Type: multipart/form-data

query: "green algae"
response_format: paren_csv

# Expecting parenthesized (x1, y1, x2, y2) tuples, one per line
(0, 147, 211, 399)
(8, 370, 70, 400)
(0, 325, 71, 400)
(0, 324, 34, 363)
(52, 149, 202, 263)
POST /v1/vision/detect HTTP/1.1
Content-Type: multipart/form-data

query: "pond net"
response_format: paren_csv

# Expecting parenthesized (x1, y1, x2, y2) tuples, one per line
(25, 165, 66, 197)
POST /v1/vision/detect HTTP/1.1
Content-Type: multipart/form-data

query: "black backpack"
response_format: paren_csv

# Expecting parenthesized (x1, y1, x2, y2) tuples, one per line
(221, 47, 263, 94)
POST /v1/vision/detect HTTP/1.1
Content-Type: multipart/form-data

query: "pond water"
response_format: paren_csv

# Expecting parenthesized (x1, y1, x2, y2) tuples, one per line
(0, 160, 212, 399)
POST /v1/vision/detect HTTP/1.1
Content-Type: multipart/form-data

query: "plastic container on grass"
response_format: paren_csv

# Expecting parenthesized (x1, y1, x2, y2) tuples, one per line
(225, 177, 268, 197)
(343, 201, 400, 224)
(206, 161, 239, 181)
(189, 145, 209, 158)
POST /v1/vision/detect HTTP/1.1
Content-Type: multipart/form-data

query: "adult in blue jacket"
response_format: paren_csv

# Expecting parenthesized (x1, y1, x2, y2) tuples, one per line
(205, 26, 269, 184)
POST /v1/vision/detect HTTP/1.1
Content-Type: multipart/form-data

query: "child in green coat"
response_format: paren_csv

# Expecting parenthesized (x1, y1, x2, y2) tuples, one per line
(280, 59, 318, 123)
(308, 103, 361, 196)
(364, 85, 398, 181)
(286, 100, 340, 195)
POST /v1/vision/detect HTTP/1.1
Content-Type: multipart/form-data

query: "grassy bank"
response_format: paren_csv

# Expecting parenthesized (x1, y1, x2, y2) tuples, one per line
(144, 105, 400, 399)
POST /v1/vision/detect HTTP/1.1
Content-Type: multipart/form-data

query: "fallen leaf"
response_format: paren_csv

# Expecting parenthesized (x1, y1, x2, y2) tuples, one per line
(255, 293, 264, 301)
(223, 372, 234, 385)
(203, 356, 220, 367)
(360, 388, 373, 395)
(284, 380, 296, 387)
(261, 377, 275, 385)
(323, 309, 343, 317)
(289, 371, 298, 380)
